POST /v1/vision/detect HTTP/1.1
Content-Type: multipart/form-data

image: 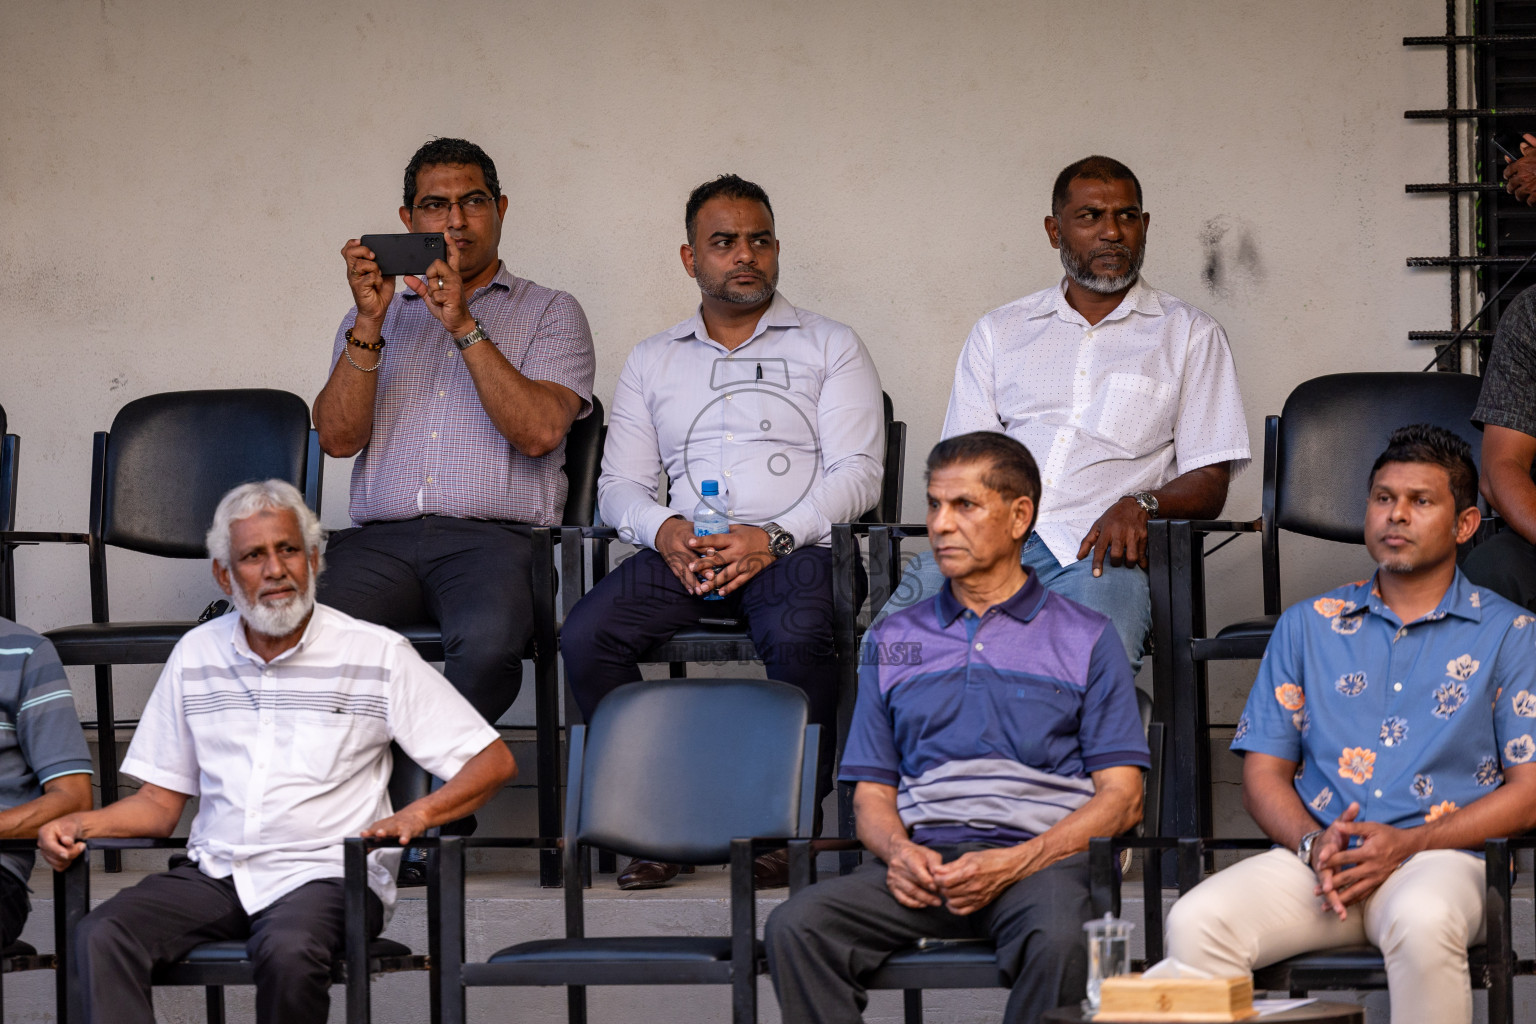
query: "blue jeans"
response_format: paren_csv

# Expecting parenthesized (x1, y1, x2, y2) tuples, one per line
(871, 534, 1150, 672)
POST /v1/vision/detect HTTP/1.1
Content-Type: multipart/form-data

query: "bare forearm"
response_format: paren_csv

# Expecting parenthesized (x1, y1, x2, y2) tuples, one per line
(0, 775, 92, 838)
(1243, 757, 1322, 850)
(1024, 769, 1143, 873)
(1149, 463, 1231, 521)
(460, 346, 578, 457)
(1407, 776, 1536, 853)
(314, 339, 381, 458)
(853, 783, 916, 863)
(396, 740, 515, 831)
(67, 787, 186, 840)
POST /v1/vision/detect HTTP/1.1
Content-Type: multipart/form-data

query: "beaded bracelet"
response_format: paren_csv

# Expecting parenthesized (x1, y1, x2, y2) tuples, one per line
(345, 327, 386, 351)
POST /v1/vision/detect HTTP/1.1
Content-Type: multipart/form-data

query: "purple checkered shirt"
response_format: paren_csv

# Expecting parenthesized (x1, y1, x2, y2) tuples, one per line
(329, 263, 595, 526)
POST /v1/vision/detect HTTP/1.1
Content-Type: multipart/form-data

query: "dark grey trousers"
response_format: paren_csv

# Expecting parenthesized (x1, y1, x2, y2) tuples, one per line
(73, 861, 384, 1024)
(765, 847, 1090, 1024)
(318, 516, 535, 724)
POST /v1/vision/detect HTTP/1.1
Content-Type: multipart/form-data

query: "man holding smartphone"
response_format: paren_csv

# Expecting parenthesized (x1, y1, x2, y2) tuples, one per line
(314, 139, 594, 867)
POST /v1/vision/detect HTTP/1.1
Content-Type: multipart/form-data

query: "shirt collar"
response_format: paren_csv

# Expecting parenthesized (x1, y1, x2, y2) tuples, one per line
(934, 568, 1049, 628)
(400, 261, 515, 302)
(1025, 275, 1164, 325)
(227, 605, 319, 666)
(1351, 569, 1483, 626)
(665, 291, 803, 347)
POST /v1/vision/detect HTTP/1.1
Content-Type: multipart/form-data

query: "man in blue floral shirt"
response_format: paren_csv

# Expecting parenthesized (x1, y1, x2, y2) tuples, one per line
(1166, 425, 1536, 1024)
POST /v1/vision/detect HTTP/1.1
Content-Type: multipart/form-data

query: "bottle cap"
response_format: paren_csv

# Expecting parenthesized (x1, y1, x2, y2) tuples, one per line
(701, 480, 719, 496)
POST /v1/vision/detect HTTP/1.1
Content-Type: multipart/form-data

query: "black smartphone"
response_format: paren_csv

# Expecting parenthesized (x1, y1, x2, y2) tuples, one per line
(1494, 136, 1524, 163)
(360, 232, 446, 276)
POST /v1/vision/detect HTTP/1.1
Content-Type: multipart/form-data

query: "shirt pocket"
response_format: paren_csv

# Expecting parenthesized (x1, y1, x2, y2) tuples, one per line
(289, 713, 383, 783)
(1092, 373, 1175, 454)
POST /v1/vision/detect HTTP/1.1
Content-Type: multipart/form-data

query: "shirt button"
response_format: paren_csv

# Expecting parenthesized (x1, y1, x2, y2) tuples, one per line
(723, 470, 732, 478)
(247, 810, 258, 819)
(256, 762, 266, 770)
(261, 716, 272, 726)
(974, 642, 984, 651)
(438, 390, 447, 397)
(1079, 370, 1087, 377)
(1373, 789, 1382, 798)
(426, 476, 434, 484)
(726, 394, 733, 401)
(1072, 413, 1080, 421)
(1046, 478, 1054, 486)
(726, 433, 734, 441)
(432, 431, 439, 439)
(1383, 739, 1392, 747)
(262, 668, 271, 676)
(1394, 683, 1403, 692)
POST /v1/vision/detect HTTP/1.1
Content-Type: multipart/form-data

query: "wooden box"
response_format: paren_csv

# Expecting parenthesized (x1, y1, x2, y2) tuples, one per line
(1094, 973, 1258, 1022)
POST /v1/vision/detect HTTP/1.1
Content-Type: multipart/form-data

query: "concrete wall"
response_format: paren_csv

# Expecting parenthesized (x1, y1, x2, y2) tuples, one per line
(2, 0, 1454, 722)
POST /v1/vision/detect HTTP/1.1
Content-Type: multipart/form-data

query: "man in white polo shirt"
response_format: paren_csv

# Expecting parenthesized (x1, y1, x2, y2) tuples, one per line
(876, 155, 1250, 672)
(38, 480, 515, 1024)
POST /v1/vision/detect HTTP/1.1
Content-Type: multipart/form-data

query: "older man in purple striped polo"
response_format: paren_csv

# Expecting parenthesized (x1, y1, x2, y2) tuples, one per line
(766, 432, 1148, 1024)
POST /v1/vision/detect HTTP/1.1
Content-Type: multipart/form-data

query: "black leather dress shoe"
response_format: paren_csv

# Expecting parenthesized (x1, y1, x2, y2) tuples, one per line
(617, 858, 682, 890)
(753, 849, 790, 889)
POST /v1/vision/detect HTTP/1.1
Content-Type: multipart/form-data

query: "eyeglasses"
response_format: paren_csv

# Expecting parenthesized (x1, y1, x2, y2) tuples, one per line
(410, 195, 497, 219)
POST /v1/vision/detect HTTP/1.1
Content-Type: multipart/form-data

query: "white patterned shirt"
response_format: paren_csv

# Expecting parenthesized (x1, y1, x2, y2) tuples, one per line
(120, 605, 500, 917)
(942, 277, 1250, 565)
(600, 292, 884, 549)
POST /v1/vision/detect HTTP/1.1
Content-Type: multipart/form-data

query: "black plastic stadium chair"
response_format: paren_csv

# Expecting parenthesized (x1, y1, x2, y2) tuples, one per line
(436, 677, 820, 1024)
(0, 390, 320, 872)
(1146, 371, 1485, 838)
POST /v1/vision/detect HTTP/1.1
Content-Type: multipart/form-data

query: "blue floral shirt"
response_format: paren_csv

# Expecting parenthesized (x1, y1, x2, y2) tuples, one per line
(1233, 570, 1536, 832)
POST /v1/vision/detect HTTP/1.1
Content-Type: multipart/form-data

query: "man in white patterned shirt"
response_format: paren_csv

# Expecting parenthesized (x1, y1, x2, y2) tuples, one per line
(39, 480, 515, 1024)
(877, 156, 1250, 671)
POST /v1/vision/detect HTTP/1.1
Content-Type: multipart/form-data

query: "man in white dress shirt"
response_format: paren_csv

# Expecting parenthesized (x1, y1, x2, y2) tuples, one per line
(562, 173, 885, 890)
(877, 155, 1250, 671)
(39, 480, 515, 1024)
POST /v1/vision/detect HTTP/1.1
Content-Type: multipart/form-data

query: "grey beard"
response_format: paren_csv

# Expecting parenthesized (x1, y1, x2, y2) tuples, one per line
(1377, 557, 1417, 575)
(1060, 244, 1143, 295)
(231, 574, 316, 639)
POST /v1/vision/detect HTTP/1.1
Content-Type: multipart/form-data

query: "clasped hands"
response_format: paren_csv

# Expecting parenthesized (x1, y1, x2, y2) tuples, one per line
(1309, 801, 1423, 920)
(655, 517, 775, 598)
(883, 839, 1036, 916)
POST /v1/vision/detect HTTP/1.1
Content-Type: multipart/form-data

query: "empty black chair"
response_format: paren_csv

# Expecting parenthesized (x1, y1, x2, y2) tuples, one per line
(383, 396, 605, 888)
(437, 677, 820, 1024)
(1147, 371, 1484, 837)
(64, 748, 434, 1024)
(8, 390, 320, 869)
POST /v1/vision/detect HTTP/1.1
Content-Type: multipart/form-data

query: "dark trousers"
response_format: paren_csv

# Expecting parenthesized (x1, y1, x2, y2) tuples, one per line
(74, 861, 384, 1024)
(1463, 529, 1536, 612)
(318, 516, 535, 723)
(561, 545, 853, 804)
(0, 867, 28, 948)
(765, 848, 1091, 1024)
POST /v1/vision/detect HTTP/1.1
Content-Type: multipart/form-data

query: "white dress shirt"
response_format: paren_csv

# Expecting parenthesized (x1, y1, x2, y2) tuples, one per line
(120, 605, 500, 918)
(600, 292, 884, 550)
(943, 277, 1250, 566)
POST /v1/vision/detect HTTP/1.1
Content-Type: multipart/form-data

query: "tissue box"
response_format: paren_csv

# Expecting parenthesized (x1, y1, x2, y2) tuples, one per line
(1094, 973, 1257, 1021)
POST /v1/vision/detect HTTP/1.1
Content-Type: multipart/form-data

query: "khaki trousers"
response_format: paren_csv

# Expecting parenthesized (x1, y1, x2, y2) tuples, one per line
(1165, 847, 1486, 1024)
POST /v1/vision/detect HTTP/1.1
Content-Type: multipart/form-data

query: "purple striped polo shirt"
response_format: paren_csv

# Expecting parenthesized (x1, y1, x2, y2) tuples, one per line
(842, 571, 1149, 846)
(330, 263, 596, 526)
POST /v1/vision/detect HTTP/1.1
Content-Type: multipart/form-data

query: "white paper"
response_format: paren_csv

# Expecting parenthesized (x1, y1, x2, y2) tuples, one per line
(1139, 957, 1214, 980)
(1255, 997, 1319, 1015)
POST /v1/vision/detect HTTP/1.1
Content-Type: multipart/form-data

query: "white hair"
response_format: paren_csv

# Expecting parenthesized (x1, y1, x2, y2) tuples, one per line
(205, 479, 323, 568)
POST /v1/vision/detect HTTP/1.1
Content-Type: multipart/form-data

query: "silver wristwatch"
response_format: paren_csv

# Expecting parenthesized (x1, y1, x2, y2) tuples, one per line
(1297, 829, 1323, 868)
(763, 522, 795, 558)
(1127, 491, 1160, 518)
(453, 320, 489, 351)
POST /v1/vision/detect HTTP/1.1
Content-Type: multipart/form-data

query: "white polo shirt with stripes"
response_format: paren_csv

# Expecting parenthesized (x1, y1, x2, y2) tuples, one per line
(120, 604, 500, 916)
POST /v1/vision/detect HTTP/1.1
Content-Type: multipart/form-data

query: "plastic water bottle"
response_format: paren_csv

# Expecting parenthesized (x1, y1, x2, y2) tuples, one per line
(694, 480, 729, 600)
